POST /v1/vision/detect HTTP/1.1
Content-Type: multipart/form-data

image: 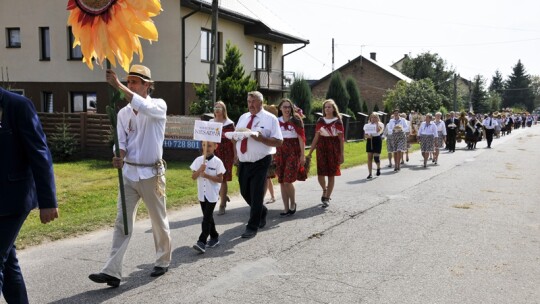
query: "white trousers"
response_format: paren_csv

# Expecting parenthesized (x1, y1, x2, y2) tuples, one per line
(102, 175, 172, 279)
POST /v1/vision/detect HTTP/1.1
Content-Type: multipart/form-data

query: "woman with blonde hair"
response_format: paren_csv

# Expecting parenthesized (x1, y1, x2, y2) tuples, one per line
(307, 99, 344, 207)
(210, 101, 236, 215)
(274, 99, 306, 216)
(363, 113, 384, 179)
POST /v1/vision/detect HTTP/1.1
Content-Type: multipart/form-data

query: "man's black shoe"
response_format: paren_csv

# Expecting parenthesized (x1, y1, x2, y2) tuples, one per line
(150, 266, 168, 277)
(88, 273, 120, 287)
(259, 208, 268, 229)
(241, 229, 257, 238)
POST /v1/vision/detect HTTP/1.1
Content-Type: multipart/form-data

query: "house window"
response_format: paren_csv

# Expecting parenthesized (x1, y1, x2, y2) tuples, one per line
(200, 29, 222, 62)
(6, 28, 21, 48)
(254, 43, 270, 70)
(42, 92, 53, 113)
(71, 92, 97, 112)
(39, 27, 50, 60)
(67, 26, 83, 60)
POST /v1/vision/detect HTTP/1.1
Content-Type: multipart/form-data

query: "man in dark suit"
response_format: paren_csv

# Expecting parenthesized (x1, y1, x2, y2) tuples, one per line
(0, 87, 59, 303)
(445, 111, 460, 152)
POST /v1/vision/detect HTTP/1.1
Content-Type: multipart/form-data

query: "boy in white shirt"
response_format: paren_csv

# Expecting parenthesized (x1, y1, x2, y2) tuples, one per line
(190, 141, 226, 253)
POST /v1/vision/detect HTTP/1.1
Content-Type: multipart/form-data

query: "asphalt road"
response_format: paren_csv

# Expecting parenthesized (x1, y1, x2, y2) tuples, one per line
(7, 125, 540, 304)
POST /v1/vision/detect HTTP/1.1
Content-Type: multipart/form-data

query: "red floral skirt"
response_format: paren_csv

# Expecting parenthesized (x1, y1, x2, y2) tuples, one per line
(215, 137, 234, 181)
(316, 136, 341, 177)
(275, 138, 302, 183)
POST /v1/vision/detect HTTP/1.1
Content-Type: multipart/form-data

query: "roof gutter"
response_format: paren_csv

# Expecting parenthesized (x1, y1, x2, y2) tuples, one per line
(281, 42, 309, 96)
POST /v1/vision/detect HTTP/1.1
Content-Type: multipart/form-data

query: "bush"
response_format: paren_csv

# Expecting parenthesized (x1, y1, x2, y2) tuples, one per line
(310, 98, 325, 120)
(49, 116, 78, 161)
(345, 108, 356, 120)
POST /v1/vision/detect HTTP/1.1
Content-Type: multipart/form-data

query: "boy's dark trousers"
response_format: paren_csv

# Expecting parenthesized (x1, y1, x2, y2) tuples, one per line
(199, 198, 219, 244)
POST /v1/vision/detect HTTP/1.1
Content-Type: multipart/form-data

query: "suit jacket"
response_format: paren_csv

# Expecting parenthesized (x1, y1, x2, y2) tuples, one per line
(0, 87, 57, 216)
(445, 117, 459, 135)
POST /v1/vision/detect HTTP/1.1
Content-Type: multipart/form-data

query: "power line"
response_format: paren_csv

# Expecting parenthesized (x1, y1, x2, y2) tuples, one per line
(336, 37, 540, 49)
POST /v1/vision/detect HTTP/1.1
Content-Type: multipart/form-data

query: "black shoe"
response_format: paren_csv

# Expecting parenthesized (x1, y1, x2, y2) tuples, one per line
(89, 273, 120, 287)
(280, 211, 290, 216)
(241, 229, 257, 238)
(367, 174, 372, 179)
(288, 205, 296, 215)
(376, 168, 381, 176)
(259, 208, 267, 229)
(150, 266, 168, 277)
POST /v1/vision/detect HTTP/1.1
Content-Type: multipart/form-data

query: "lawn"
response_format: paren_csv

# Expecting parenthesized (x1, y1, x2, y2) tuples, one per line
(18, 140, 413, 248)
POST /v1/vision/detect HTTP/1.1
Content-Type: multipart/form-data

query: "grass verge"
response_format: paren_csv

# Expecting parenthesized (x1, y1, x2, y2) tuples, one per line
(18, 140, 417, 248)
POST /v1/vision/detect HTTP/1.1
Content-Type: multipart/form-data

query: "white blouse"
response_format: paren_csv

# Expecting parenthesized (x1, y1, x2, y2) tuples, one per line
(418, 121, 438, 137)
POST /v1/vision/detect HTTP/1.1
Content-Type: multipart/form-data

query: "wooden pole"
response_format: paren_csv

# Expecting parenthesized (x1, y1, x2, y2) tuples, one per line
(105, 61, 129, 235)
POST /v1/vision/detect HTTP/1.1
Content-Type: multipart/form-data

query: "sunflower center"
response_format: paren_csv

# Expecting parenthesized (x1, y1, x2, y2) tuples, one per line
(75, 0, 117, 15)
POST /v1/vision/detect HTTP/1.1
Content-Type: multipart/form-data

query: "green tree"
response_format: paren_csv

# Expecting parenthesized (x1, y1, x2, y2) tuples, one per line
(401, 52, 455, 109)
(289, 77, 312, 121)
(470, 75, 489, 114)
(216, 41, 258, 121)
(384, 79, 442, 114)
(489, 70, 504, 97)
(530, 75, 540, 109)
(325, 71, 349, 113)
(487, 91, 502, 112)
(189, 41, 257, 121)
(49, 114, 78, 161)
(503, 60, 534, 111)
(361, 101, 368, 114)
(345, 76, 362, 118)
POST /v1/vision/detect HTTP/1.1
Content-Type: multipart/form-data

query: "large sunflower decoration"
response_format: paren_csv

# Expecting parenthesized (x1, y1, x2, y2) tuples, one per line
(67, 0, 162, 72)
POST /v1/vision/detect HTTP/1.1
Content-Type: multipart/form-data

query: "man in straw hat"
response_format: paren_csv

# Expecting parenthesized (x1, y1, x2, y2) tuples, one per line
(89, 65, 172, 287)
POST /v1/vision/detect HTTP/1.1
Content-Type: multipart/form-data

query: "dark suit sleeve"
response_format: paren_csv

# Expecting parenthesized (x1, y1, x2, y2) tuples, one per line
(15, 100, 58, 209)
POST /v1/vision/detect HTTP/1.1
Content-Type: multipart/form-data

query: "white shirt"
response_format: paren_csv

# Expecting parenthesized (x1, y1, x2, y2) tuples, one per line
(418, 121, 438, 137)
(386, 117, 408, 135)
(483, 117, 498, 129)
(235, 109, 283, 162)
(210, 117, 234, 128)
(117, 93, 167, 181)
(402, 119, 410, 133)
(433, 120, 447, 136)
(279, 117, 300, 139)
(190, 155, 225, 202)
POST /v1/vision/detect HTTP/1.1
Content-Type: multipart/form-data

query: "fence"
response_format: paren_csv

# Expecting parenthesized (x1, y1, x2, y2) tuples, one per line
(304, 120, 365, 144)
(38, 113, 367, 159)
(39, 113, 112, 158)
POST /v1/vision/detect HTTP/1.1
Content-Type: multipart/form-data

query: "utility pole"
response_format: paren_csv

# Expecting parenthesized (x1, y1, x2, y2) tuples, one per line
(332, 38, 334, 72)
(453, 73, 458, 112)
(209, 0, 219, 104)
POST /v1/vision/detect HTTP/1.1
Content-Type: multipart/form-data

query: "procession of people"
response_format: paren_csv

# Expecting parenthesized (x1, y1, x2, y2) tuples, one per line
(3, 63, 538, 297)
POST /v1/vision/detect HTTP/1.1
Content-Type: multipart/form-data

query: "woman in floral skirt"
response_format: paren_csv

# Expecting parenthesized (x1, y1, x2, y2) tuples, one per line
(274, 99, 306, 216)
(307, 99, 344, 208)
(418, 113, 438, 167)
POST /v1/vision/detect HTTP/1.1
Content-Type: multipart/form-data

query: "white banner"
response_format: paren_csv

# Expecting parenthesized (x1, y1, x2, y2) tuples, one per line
(193, 120, 223, 143)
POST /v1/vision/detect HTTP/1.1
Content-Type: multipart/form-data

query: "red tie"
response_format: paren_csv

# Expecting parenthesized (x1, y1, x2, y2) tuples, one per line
(240, 114, 256, 154)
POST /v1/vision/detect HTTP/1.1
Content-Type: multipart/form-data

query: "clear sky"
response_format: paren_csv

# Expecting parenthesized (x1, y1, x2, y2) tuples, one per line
(255, 0, 540, 84)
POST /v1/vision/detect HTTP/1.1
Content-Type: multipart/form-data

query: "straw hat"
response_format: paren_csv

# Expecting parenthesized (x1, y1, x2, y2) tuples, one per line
(127, 64, 153, 82)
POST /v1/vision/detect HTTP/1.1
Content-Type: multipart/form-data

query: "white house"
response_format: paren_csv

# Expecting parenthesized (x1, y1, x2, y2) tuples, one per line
(0, 0, 309, 114)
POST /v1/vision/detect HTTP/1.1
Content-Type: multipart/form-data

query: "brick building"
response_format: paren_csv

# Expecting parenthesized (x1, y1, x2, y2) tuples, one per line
(311, 52, 411, 112)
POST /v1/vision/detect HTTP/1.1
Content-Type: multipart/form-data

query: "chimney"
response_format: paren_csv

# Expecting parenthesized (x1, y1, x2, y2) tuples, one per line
(370, 52, 376, 61)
